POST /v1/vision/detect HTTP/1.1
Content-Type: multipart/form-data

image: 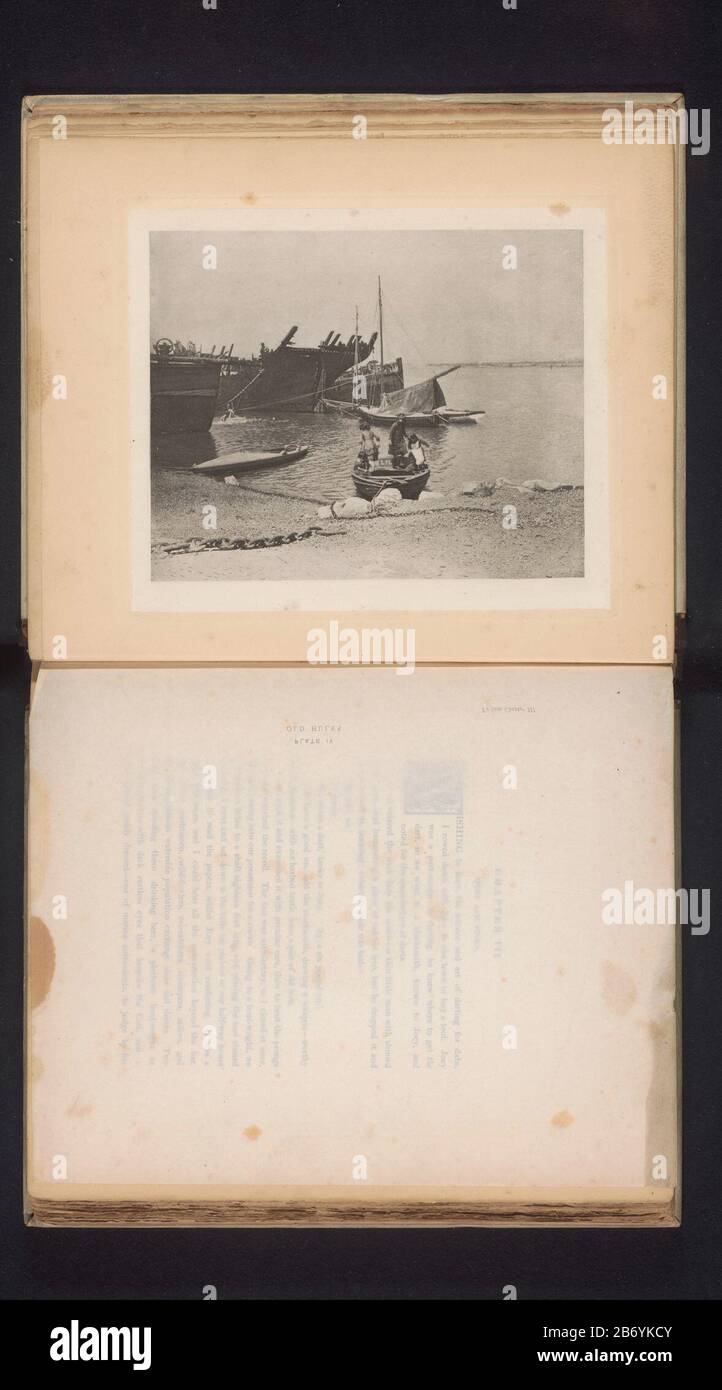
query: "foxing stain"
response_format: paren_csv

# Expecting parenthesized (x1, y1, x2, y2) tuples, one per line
(28, 917, 55, 1009)
(601, 960, 637, 1017)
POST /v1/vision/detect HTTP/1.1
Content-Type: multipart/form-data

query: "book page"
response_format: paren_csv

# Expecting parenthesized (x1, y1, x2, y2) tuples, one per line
(23, 95, 680, 665)
(27, 665, 677, 1214)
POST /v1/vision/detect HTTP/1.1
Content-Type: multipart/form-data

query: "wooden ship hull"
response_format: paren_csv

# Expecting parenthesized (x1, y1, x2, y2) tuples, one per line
(215, 326, 377, 415)
(150, 352, 223, 434)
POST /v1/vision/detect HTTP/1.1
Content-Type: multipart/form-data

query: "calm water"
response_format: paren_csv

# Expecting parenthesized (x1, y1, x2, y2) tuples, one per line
(152, 363, 583, 503)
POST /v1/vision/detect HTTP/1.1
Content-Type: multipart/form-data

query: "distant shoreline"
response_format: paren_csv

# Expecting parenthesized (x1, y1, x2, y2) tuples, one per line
(429, 360, 584, 368)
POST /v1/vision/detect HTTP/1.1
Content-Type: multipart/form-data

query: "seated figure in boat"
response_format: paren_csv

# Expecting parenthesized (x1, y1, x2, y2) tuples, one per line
(358, 418, 380, 462)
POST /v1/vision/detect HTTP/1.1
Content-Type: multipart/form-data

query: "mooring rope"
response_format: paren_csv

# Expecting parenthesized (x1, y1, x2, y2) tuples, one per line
(227, 481, 329, 505)
(221, 380, 323, 413)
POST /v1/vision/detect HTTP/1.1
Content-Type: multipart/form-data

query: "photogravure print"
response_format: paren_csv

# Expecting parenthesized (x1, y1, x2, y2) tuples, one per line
(130, 207, 609, 615)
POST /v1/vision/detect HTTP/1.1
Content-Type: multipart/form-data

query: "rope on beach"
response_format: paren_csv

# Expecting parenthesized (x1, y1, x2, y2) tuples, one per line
(229, 481, 329, 505)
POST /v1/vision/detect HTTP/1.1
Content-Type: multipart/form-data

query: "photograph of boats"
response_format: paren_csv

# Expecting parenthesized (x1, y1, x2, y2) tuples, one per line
(148, 227, 585, 584)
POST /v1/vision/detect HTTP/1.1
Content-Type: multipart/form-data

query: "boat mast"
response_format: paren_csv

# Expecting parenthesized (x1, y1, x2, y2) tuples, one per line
(352, 305, 360, 403)
(378, 277, 384, 369)
(375, 277, 385, 407)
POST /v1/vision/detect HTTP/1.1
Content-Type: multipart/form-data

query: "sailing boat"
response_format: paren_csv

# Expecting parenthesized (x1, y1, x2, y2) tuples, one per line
(357, 280, 485, 426)
(358, 366, 461, 426)
(320, 306, 366, 416)
(322, 280, 406, 414)
(359, 362, 486, 426)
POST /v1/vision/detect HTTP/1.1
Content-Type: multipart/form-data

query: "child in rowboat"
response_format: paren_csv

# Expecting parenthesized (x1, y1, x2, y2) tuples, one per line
(358, 418, 380, 462)
(400, 433, 428, 473)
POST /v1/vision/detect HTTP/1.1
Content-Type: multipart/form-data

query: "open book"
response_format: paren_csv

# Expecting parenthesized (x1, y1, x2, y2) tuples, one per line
(23, 95, 684, 1225)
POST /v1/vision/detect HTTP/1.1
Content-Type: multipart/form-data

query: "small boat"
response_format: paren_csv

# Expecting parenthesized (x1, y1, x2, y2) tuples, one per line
(352, 461, 431, 501)
(358, 366, 474, 427)
(433, 406, 485, 424)
(359, 403, 484, 426)
(317, 396, 360, 418)
(358, 356, 486, 428)
(359, 405, 445, 427)
(192, 445, 309, 477)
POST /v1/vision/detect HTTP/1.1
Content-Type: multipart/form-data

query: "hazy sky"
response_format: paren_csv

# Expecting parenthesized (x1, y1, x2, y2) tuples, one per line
(150, 229, 583, 364)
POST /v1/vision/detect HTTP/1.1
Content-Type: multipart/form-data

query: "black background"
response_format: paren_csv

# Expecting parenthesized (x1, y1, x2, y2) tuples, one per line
(1, 0, 721, 1304)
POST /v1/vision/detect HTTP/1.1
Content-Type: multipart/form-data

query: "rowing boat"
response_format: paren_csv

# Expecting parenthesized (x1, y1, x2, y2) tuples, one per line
(192, 445, 309, 477)
(352, 462, 431, 501)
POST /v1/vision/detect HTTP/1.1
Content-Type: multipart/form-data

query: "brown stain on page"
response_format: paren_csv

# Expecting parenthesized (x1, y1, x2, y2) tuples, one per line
(66, 1095, 94, 1119)
(243, 1125, 262, 1142)
(549, 201, 571, 217)
(551, 1109, 574, 1129)
(601, 960, 637, 1016)
(28, 917, 55, 1009)
(644, 954, 679, 1203)
(28, 772, 52, 900)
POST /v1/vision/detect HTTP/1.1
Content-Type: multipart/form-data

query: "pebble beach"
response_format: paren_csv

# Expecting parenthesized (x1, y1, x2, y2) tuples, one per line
(151, 474, 584, 583)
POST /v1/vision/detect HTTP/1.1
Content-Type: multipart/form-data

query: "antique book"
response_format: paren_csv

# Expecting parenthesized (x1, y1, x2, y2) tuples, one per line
(22, 94, 684, 1225)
